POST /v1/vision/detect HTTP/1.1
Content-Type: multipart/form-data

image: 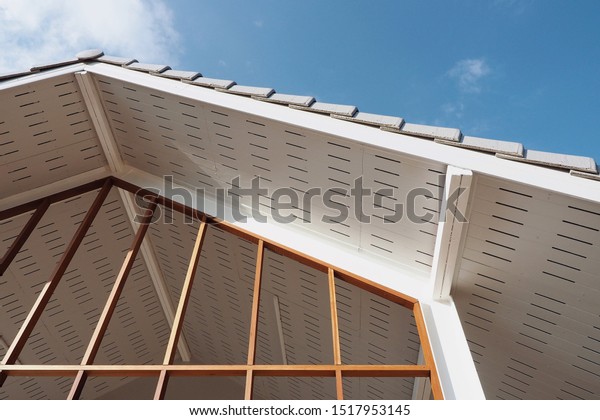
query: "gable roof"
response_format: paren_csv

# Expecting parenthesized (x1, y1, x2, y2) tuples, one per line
(1, 48, 598, 181)
(1, 48, 599, 401)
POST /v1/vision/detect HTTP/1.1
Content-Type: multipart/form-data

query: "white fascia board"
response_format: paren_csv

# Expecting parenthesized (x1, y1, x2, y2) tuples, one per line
(411, 348, 432, 400)
(430, 166, 473, 300)
(421, 298, 486, 399)
(83, 62, 600, 204)
(118, 166, 430, 301)
(0, 63, 86, 91)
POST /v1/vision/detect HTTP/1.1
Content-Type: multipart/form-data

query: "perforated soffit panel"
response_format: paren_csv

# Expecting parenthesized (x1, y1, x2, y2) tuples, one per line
(454, 175, 600, 400)
(94, 74, 447, 277)
(0, 73, 106, 199)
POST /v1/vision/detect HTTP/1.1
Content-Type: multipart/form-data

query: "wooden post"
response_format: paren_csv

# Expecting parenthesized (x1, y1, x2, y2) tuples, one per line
(153, 217, 208, 400)
(244, 240, 264, 400)
(328, 268, 344, 400)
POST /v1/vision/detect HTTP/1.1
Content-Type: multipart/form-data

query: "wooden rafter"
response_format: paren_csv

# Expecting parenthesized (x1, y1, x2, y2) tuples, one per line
(0, 177, 443, 400)
(154, 216, 208, 400)
(0, 198, 50, 276)
(0, 178, 113, 386)
(244, 239, 264, 400)
(67, 198, 159, 400)
(328, 268, 344, 400)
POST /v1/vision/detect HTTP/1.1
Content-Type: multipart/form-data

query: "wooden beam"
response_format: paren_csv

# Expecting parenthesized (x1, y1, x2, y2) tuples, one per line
(0, 177, 109, 221)
(153, 217, 208, 400)
(328, 268, 344, 400)
(413, 302, 444, 400)
(1, 364, 430, 377)
(0, 179, 113, 386)
(112, 176, 417, 309)
(117, 189, 192, 362)
(67, 199, 158, 400)
(244, 239, 264, 400)
(335, 370, 344, 400)
(0, 198, 50, 276)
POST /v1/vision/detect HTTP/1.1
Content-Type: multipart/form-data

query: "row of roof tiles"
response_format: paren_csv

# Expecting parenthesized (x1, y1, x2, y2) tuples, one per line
(1, 49, 598, 180)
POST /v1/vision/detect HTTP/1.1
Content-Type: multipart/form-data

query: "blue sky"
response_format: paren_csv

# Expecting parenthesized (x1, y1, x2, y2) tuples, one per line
(2, 0, 599, 162)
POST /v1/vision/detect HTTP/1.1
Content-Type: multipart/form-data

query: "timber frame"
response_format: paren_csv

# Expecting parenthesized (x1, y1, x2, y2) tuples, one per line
(0, 176, 443, 400)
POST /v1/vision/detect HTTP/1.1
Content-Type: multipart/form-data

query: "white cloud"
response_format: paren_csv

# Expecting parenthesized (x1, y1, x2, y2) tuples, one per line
(442, 101, 465, 119)
(0, 0, 180, 73)
(253, 20, 264, 28)
(448, 58, 490, 93)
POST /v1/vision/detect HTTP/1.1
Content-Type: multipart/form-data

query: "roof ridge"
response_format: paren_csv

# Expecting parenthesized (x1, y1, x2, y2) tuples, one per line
(1, 48, 597, 180)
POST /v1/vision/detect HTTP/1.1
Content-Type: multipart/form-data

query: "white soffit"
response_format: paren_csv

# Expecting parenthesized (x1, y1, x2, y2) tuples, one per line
(454, 174, 600, 399)
(82, 62, 600, 204)
(0, 72, 107, 199)
(91, 73, 446, 277)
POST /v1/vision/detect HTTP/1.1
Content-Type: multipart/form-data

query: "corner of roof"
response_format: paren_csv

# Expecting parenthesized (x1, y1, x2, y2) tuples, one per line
(3, 48, 598, 182)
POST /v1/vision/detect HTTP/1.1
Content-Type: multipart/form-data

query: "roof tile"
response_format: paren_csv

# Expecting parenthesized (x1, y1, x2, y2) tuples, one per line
(397, 122, 462, 141)
(157, 69, 201, 81)
(126, 62, 171, 73)
(256, 93, 315, 107)
(187, 77, 236, 89)
(497, 149, 598, 173)
(76, 49, 104, 61)
(217, 85, 274, 98)
(290, 101, 358, 117)
(30, 58, 80, 72)
(435, 136, 524, 156)
(0, 69, 36, 81)
(570, 169, 600, 181)
(332, 112, 403, 129)
(97, 55, 138, 66)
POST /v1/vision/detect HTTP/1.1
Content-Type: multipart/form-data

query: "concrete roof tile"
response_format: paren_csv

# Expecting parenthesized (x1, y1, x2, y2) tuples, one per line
(333, 112, 403, 129)
(497, 149, 598, 173)
(30, 58, 79, 72)
(157, 69, 201, 81)
(398, 122, 462, 141)
(256, 93, 315, 107)
(97, 55, 138, 66)
(290, 102, 358, 117)
(217, 85, 274, 98)
(76, 49, 104, 61)
(570, 168, 600, 181)
(187, 77, 236, 89)
(0, 69, 36, 81)
(125, 62, 171, 73)
(435, 136, 524, 156)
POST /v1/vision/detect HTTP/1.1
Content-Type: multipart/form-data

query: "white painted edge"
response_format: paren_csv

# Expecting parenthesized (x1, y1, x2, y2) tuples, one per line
(430, 166, 473, 300)
(411, 348, 432, 400)
(421, 299, 486, 399)
(81, 63, 600, 204)
(0, 63, 86, 90)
